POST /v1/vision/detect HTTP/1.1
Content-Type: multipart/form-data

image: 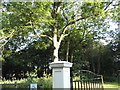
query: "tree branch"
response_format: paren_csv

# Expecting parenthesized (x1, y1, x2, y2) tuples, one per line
(57, 1, 114, 47)
(0, 30, 15, 48)
(0, 29, 14, 40)
(36, 34, 53, 41)
(62, 1, 77, 22)
(62, 1, 114, 35)
(62, 8, 68, 22)
(34, 29, 53, 41)
(58, 34, 68, 48)
(104, 0, 114, 11)
(63, 14, 99, 34)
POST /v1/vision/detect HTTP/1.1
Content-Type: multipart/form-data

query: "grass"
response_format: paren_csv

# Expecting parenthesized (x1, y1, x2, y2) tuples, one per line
(104, 82, 120, 88)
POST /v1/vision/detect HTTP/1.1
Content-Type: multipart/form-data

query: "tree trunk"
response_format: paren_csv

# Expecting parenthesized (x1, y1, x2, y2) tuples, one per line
(52, 2, 62, 62)
(53, 45, 59, 62)
(91, 55, 95, 73)
(53, 26, 59, 62)
(97, 59, 100, 74)
(66, 39, 70, 62)
(97, 48, 101, 74)
(70, 53, 74, 63)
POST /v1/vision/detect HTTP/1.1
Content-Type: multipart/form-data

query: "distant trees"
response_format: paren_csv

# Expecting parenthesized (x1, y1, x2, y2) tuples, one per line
(2, 40, 53, 79)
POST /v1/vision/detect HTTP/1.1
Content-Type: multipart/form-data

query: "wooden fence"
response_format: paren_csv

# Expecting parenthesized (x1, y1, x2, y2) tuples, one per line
(71, 70, 104, 90)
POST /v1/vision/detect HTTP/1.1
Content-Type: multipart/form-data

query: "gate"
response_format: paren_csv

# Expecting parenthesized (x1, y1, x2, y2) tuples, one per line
(71, 70, 104, 90)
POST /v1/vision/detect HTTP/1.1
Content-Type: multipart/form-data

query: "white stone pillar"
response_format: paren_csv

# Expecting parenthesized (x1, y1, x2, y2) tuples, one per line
(49, 61, 73, 89)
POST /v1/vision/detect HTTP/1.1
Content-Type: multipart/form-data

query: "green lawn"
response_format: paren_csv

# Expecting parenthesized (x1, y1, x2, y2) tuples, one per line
(104, 82, 120, 88)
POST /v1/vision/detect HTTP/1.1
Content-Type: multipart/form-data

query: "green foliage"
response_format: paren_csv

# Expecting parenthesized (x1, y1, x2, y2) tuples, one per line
(1, 2, 54, 49)
(104, 76, 119, 82)
(0, 54, 4, 61)
(1, 77, 52, 88)
(2, 40, 52, 79)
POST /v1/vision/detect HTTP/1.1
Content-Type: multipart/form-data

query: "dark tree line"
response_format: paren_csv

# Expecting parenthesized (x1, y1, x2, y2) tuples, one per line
(2, 32, 120, 80)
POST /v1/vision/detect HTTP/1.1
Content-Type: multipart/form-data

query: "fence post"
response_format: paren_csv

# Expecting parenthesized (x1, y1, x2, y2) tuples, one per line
(101, 75, 104, 89)
(50, 61, 72, 89)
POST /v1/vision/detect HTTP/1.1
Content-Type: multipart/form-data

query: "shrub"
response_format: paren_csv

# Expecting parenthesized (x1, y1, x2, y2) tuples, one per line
(103, 76, 118, 82)
(0, 77, 52, 88)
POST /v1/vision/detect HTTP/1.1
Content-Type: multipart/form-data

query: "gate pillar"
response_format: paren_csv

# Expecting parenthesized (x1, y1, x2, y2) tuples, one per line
(50, 61, 72, 89)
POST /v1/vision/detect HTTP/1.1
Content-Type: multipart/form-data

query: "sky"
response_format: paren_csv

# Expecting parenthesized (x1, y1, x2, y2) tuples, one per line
(100, 19, 118, 45)
(99, 0, 119, 45)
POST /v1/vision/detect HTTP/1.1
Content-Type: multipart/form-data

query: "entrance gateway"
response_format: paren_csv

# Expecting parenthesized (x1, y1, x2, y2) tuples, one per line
(50, 61, 104, 89)
(71, 70, 104, 89)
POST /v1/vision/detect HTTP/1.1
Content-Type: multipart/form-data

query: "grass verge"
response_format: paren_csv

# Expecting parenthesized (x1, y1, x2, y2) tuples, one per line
(104, 82, 120, 88)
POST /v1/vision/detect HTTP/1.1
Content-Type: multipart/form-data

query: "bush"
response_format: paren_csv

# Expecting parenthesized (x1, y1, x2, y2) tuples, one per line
(103, 76, 118, 82)
(0, 77, 52, 88)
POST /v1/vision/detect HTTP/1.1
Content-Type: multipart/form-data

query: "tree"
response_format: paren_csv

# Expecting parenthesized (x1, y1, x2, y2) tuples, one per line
(2, 39, 53, 79)
(1, 1, 117, 63)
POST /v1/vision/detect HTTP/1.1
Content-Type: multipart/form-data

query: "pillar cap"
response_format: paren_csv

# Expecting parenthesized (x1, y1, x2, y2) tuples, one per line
(49, 61, 73, 68)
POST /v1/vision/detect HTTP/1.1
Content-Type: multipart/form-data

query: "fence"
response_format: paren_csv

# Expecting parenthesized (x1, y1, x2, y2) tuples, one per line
(71, 70, 104, 90)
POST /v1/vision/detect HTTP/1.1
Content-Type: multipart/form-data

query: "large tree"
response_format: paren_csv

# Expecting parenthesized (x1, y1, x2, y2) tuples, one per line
(1, 1, 118, 62)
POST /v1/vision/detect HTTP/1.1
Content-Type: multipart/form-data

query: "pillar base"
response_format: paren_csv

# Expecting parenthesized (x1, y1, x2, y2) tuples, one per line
(50, 61, 73, 88)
